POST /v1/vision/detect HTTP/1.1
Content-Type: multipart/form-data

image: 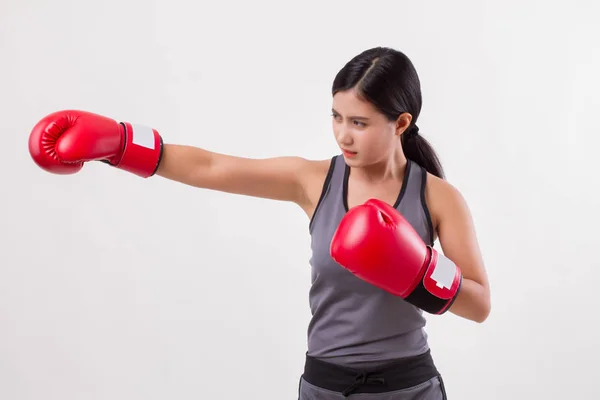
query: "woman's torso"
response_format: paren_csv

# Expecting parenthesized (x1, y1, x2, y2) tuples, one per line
(302, 155, 436, 368)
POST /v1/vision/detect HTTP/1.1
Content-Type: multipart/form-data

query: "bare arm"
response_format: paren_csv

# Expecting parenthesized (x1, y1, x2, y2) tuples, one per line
(155, 144, 322, 208)
(427, 176, 491, 323)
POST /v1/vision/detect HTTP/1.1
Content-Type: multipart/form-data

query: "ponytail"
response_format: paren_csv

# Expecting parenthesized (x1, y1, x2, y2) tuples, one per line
(401, 125, 445, 179)
(331, 47, 443, 177)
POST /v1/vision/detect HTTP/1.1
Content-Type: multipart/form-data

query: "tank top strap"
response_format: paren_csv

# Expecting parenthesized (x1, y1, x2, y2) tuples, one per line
(309, 155, 346, 233)
(396, 160, 434, 246)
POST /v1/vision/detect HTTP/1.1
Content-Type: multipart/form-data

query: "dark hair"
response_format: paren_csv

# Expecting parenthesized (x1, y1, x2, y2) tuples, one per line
(332, 47, 445, 179)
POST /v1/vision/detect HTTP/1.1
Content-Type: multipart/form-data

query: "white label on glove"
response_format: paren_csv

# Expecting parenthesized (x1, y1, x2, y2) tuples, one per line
(131, 124, 155, 149)
(430, 255, 457, 289)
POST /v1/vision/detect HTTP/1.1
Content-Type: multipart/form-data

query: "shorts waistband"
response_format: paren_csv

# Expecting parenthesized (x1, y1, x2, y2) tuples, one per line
(302, 350, 440, 397)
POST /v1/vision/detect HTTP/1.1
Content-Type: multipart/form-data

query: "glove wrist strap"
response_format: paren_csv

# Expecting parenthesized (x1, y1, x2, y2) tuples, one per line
(114, 122, 164, 178)
(404, 247, 463, 315)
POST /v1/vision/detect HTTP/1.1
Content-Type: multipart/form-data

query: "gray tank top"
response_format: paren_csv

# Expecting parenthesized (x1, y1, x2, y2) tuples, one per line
(306, 155, 434, 368)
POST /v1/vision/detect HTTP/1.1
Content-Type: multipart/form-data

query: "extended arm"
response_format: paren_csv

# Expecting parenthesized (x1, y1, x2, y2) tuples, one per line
(28, 109, 322, 210)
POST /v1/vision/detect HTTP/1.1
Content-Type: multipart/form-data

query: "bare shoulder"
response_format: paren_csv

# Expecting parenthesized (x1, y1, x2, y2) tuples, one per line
(296, 157, 336, 217)
(424, 172, 471, 233)
(295, 156, 333, 177)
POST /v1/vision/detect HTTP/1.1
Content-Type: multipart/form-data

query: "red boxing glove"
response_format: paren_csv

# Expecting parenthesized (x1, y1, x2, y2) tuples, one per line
(330, 198, 462, 315)
(28, 110, 163, 178)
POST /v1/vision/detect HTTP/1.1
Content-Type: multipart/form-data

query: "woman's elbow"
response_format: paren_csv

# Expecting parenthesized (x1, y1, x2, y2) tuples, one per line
(474, 298, 491, 323)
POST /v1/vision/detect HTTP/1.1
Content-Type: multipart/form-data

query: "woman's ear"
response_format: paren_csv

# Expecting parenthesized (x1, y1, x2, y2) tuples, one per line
(395, 112, 412, 136)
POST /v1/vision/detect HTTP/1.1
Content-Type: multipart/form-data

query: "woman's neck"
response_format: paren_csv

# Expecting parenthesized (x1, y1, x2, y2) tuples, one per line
(351, 149, 408, 184)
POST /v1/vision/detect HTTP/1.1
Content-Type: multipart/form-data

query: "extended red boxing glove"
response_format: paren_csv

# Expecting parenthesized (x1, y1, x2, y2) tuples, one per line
(330, 198, 462, 315)
(28, 110, 163, 177)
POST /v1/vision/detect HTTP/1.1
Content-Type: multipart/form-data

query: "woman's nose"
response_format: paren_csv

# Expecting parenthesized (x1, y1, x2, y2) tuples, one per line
(336, 126, 353, 146)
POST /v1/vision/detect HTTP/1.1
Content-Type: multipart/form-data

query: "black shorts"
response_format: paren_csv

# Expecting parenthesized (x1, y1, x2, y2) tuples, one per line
(298, 350, 447, 399)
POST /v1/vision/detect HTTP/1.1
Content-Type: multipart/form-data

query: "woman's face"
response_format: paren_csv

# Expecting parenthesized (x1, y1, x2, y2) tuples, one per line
(331, 89, 410, 168)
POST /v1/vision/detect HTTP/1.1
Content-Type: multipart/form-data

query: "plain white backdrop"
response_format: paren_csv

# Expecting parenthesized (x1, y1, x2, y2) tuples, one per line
(1, 0, 599, 399)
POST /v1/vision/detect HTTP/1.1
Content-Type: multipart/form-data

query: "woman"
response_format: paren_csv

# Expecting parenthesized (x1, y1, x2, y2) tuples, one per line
(29, 46, 491, 399)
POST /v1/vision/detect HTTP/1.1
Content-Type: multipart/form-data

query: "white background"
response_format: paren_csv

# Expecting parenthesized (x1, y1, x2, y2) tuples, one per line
(2, 0, 599, 399)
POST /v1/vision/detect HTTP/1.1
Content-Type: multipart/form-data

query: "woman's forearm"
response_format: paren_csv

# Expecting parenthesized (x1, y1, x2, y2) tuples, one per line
(447, 278, 491, 323)
(155, 144, 214, 185)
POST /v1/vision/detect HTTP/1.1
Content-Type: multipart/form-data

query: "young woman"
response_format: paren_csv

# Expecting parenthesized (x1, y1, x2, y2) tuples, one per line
(29, 46, 491, 399)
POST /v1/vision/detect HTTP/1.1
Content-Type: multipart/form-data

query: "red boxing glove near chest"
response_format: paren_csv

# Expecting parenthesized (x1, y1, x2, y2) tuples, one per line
(330, 198, 462, 315)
